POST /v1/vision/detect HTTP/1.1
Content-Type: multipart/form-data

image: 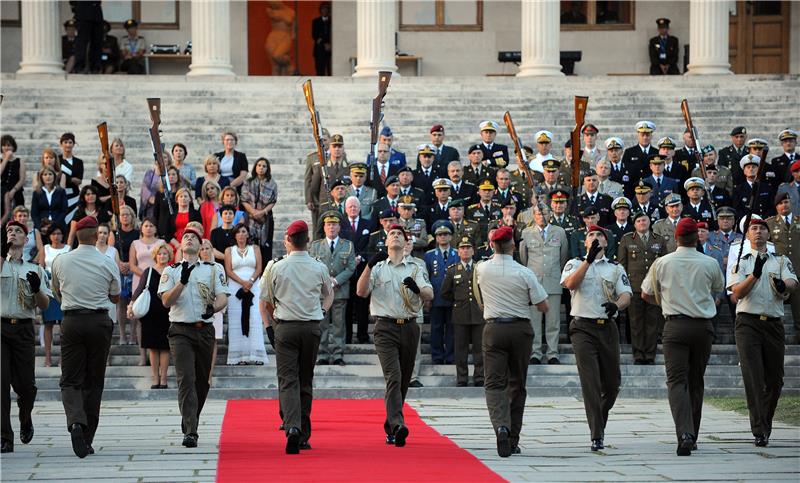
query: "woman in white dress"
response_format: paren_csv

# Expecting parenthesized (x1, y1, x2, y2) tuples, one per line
(39, 223, 70, 367)
(224, 223, 267, 365)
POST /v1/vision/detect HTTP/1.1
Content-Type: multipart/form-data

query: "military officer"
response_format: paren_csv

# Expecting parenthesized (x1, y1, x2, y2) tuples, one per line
(659, 137, 690, 187)
(549, 189, 580, 236)
(766, 192, 800, 343)
(649, 17, 680, 75)
(536, 159, 570, 200)
(728, 218, 797, 447)
(373, 125, 406, 168)
(652, 193, 684, 253)
(718, 126, 748, 173)
(516, 190, 541, 230)
(773, 129, 798, 180)
(493, 168, 524, 212)
(520, 204, 570, 364)
(733, 154, 776, 218)
(158, 225, 229, 449)
(674, 129, 701, 169)
(682, 177, 716, 228)
(581, 124, 604, 165)
(528, 130, 556, 173)
(425, 221, 458, 364)
(561, 225, 632, 451)
(367, 209, 398, 258)
(397, 166, 426, 207)
(346, 162, 377, 220)
(617, 211, 667, 364)
(490, 198, 524, 247)
(315, 178, 350, 239)
(463, 144, 495, 186)
(425, 178, 452, 230)
(310, 211, 356, 366)
(776, 159, 800, 215)
(606, 137, 638, 199)
(508, 162, 535, 208)
(703, 164, 734, 210)
(356, 225, 433, 447)
(562, 139, 593, 188)
(642, 154, 680, 207)
(1, 221, 50, 453)
(747, 138, 782, 193)
(466, 179, 503, 241)
(631, 180, 663, 224)
(261, 220, 333, 454)
(372, 175, 403, 216)
(396, 195, 428, 258)
(606, 196, 634, 246)
(478, 121, 509, 168)
(51, 217, 121, 458)
(447, 198, 482, 248)
(641, 218, 725, 456)
(621, 121, 658, 180)
(440, 237, 484, 386)
(596, 159, 625, 200)
(577, 170, 613, 226)
(306, 133, 349, 230)
(475, 225, 549, 457)
(412, 144, 445, 203)
(708, 206, 741, 255)
(692, 145, 734, 195)
(429, 124, 460, 170)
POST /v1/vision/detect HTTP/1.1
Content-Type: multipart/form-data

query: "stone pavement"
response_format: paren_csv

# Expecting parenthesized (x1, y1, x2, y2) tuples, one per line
(0, 398, 798, 482)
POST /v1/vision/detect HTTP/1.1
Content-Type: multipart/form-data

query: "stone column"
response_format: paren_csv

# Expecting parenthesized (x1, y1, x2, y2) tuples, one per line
(353, 0, 398, 77)
(187, 0, 235, 77)
(517, 0, 564, 77)
(686, 0, 733, 75)
(17, 0, 63, 75)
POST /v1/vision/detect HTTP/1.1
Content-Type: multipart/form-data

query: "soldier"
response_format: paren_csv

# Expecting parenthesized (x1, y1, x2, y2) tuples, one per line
(570, 206, 617, 260)
(520, 204, 569, 364)
(708, 206, 741, 255)
(658, 137, 690, 186)
(766, 192, 800, 343)
(718, 126, 748, 174)
(412, 144, 444, 203)
(631, 180, 662, 224)
(447, 198, 482, 248)
(463, 144, 495, 186)
(692, 146, 733, 195)
(682, 177, 716, 228)
(1, 221, 50, 453)
(577, 170, 613, 226)
(478, 120, 509, 168)
(404, 237, 428, 389)
(776, 160, 800, 215)
(652, 193, 684, 253)
(617, 211, 667, 364)
(606, 196, 634, 245)
(746, 138, 781, 193)
(425, 221, 458, 364)
(397, 195, 428, 258)
(582, 124, 604, 165)
(536, 159, 570, 200)
(475, 225, 548, 457)
(642, 155, 680, 207)
(309, 211, 356, 366)
(728, 218, 797, 446)
(649, 17, 680, 75)
(119, 19, 146, 74)
(315, 178, 350, 239)
(346, 162, 377, 220)
(621, 121, 657, 180)
(561, 225, 632, 451)
(595, 159, 625, 200)
(372, 175, 403, 216)
(367, 209, 398, 258)
(703, 164, 733, 211)
(549, 189, 580, 236)
(306, 133, 349, 230)
(466, 179, 503, 241)
(50, 217, 120, 458)
(562, 139, 592, 188)
(473, 227, 495, 262)
(492, 168, 524, 212)
(674, 129, 701, 170)
(491, 198, 523, 248)
(529, 130, 555, 174)
(261, 220, 333, 453)
(158, 225, 229, 449)
(356, 225, 433, 446)
(441, 237, 484, 387)
(372, 125, 406, 168)
(425, 178, 452, 230)
(772, 129, 798, 183)
(641, 218, 725, 456)
(733, 154, 776, 218)
(606, 137, 638, 199)
(516, 190, 539, 230)
(428, 124, 460, 170)
(447, 161, 477, 203)
(397, 166, 426, 207)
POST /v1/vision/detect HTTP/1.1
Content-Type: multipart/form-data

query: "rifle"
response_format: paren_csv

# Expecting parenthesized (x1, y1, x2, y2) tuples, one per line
(733, 151, 768, 274)
(146, 98, 173, 215)
(302, 79, 330, 194)
(571, 96, 589, 213)
(97, 122, 121, 248)
(502, 111, 534, 190)
(367, 71, 392, 184)
(680, 99, 715, 217)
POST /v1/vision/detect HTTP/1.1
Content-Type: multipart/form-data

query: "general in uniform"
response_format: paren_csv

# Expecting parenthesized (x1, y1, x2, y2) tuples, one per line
(561, 225, 632, 451)
(425, 221, 458, 364)
(51, 217, 120, 458)
(652, 193, 684, 253)
(728, 218, 797, 447)
(474, 226, 548, 457)
(641, 218, 725, 456)
(261, 220, 333, 453)
(1, 221, 50, 453)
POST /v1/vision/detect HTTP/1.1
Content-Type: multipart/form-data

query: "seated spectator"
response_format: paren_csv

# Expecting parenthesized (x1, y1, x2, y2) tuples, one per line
(1, 134, 25, 223)
(119, 19, 146, 75)
(32, 148, 64, 191)
(100, 21, 121, 74)
(215, 131, 248, 191)
(199, 179, 221, 239)
(163, 187, 201, 250)
(172, 143, 196, 186)
(240, 156, 278, 261)
(195, 154, 230, 201)
(210, 204, 237, 262)
(110, 137, 135, 185)
(31, 166, 68, 231)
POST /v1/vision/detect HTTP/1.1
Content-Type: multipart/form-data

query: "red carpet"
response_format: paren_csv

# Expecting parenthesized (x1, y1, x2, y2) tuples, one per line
(217, 399, 505, 483)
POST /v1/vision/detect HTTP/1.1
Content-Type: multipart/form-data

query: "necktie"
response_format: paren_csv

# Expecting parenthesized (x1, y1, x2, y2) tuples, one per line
(351, 219, 357, 232)
(443, 250, 448, 262)
(380, 165, 387, 184)
(541, 228, 547, 239)
(424, 169, 430, 177)
(673, 219, 677, 227)
(590, 195, 596, 204)
(355, 188, 361, 197)
(466, 263, 471, 271)
(390, 199, 396, 209)
(786, 216, 791, 226)
(723, 233, 729, 242)
(330, 240, 335, 253)
(437, 147, 442, 156)
(656, 178, 661, 189)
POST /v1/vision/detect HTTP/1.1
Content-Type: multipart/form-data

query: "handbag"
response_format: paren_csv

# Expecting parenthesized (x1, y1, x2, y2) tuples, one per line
(130, 268, 153, 319)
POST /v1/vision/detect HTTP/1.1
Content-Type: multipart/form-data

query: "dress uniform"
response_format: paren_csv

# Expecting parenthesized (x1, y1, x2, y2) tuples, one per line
(766, 193, 800, 343)
(346, 163, 377, 220)
(425, 178, 453, 230)
(649, 18, 680, 75)
(475, 226, 548, 457)
(466, 179, 503, 241)
(727, 219, 797, 446)
(682, 177, 716, 228)
(708, 207, 741, 253)
(776, 160, 800, 216)
(692, 147, 734, 194)
(425, 221, 458, 364)
(520, 219, 569, 363)
(493, 185, 523, 213)
(632, 180, 664, 224)
(478, 121, 509, 168)
(621, 122, 658, 180)
(397, 172, 427, 208)
(309, 212, 356, 366)
(549, 189, 581, 236)
(261, 220, 332, 453)
(120, 19, 146, 74)
(51, 217, 120, 458)
(570, 206, 618, 260)
(1, 221, 50, 453)
(771, 129, 797, 183)
(732, 154, 776, 218)
(747, 138, 782, 193)
(718, 126, 748, 172)
(641, 218, 725, 455)
(704, 166, 734, 210)
(440, 237, 484, 387)
(396, 196, 428, 258)
(652, 194, 684, 253)
(617, 212, 667, 363)
(306, 134, 350, 228)
(606, 137, 639, 197)
(448, 198, 482, 248)
(561, 225, 632, 451)
(158, 225, 229, 449)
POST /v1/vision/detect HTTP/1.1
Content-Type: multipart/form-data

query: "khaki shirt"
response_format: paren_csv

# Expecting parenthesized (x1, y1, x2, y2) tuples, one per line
(366, 257, 432, 319)
(475, 254, 547, 319)
(519, 224, 569, 294)
(52, 245, 120, 311)
(159, 259, 229, 323)
(727, 252, 797, 317)
(641, 246, 725, 319)
(561, 257, 632, 319)
(1, 257, 51, 319)
(260, 251, 331, 321)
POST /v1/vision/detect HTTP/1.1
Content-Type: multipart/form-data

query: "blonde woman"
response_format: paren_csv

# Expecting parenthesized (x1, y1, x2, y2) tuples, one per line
(194, 154, 229, 202)
(110, 137, 135, 185)
(31, 148, 64, 191)
(199, 179, 221, 239)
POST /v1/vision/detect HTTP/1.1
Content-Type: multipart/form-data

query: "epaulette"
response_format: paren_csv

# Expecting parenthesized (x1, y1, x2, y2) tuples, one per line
(578, 257, 586, 261)
(425, 248, 437, 254)
(467, 203, 480, 209)
(203, 262, 214, 266)
(370, 230, 382, 236)
(608, 260, 619, 265)
(742, 253, 753, 259)
(170, 262, 181, 268)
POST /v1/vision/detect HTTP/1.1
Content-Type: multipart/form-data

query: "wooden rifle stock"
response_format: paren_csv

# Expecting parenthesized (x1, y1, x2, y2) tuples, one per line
(733, 152, 768, 274)
(97, 122, 121, 247)
(368, 71, 392, 183)
(502, 111, 534, 189)
(146, 98, 173, 215)
(302, 80, 330, 194)
(570, 96, 589, 189)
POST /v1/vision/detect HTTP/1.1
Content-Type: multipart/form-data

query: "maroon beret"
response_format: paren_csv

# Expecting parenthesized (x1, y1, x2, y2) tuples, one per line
(430, 124, 444, 134)
(286, 220, 308, 237)
(747, 218, 769, 230)
(5, 220, 27, 235)
(696, 221, 709, 230)
(387, 224, 409, 240)
(182, 225, 203, 241)
(791, 160, 800, 173)
(490, 225, 513, 242)
(586, 224, 608, 239)
(675, 217, 698, 236)
(75, 216, 98, 231)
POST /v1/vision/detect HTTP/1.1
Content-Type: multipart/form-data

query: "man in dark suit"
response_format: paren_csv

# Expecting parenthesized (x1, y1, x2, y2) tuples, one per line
(621, 121, 657, 180)
(642, 155, 680, 207)
(412, 144, 444, 204)
(718, 127, 748, 181)
(367, 143, 400, 198)
(446, 161, 476, 203)
(478, 121, 509, 168)
(311, 3, 332, 76)
(772, 129, 798, 183)
(649, 17, 680, 75)
(428, 124, 460, 173)
(577, 171, 613, 226)
(343, 195, 373, 344)
(372, 176, 402, 216)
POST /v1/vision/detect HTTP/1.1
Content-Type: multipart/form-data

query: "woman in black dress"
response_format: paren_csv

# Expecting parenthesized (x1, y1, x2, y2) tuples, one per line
(1, 134, 26, 223)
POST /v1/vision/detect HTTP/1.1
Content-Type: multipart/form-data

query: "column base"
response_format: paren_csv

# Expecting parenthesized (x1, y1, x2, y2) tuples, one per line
(17, 61, 63, 75)
(517, 64, 564, 77)
(187, 63, 235, 77)
(352, 64, 399, 77)
(685, 63, 733, 75)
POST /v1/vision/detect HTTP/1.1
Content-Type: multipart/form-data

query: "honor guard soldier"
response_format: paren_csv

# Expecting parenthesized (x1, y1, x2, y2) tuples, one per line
(346, 162, 377, 220)
(649, 18, 680, 75)
(367, 209, 397, 258)
(616, 211, 667, 364)
(158, 225, 229, 449)
(562, 225, 632, 451)
(475, 226, 549, 457)
(621, 121, 657, 180)
(682, 177, 716, 228)
(463, 144, 494, 186)
(478, 121, 509, 168)
(310, 211, 356, 366)
(520, 204, 570, 364)
(440, 237, 484, 387)
(404, 238, 428, 389)
(549, 189, 580, 236)
(447, 198, 482, 248)
(652, 193, 684, 253)
(261, 220, 333, 453)
(641, 218, 725, 456)
(426, 178, 453, 230)
(467, 179, 503, 241)
(692, 145, 734, 195)
(733, 154, 776, 218)
(632, 180, 662, 224)
(357, 225, 433, 447)
(728, 218, 797, 447)
(397, 195, 428, 258)
(1, 221, 50, 453)
(767, 192, 800, 343)
(50, 217, 120, 458)
(570, 206, 617, 260)
(719, 126, 748, 176)
(425, 221, 458, 364)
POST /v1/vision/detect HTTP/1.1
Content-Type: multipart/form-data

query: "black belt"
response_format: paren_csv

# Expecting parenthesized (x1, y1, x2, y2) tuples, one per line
(63, 308, 107, 315)
(575, 317, 610, 325)
(375, 317, 416, 325)
(665, 314, 712, 321)
(172, 321, 212, 329)
(741, 313, 780, 322)
(275, 319, 322, 324)
(1, 317, 32, 325)
(486, 317, 528, 324)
